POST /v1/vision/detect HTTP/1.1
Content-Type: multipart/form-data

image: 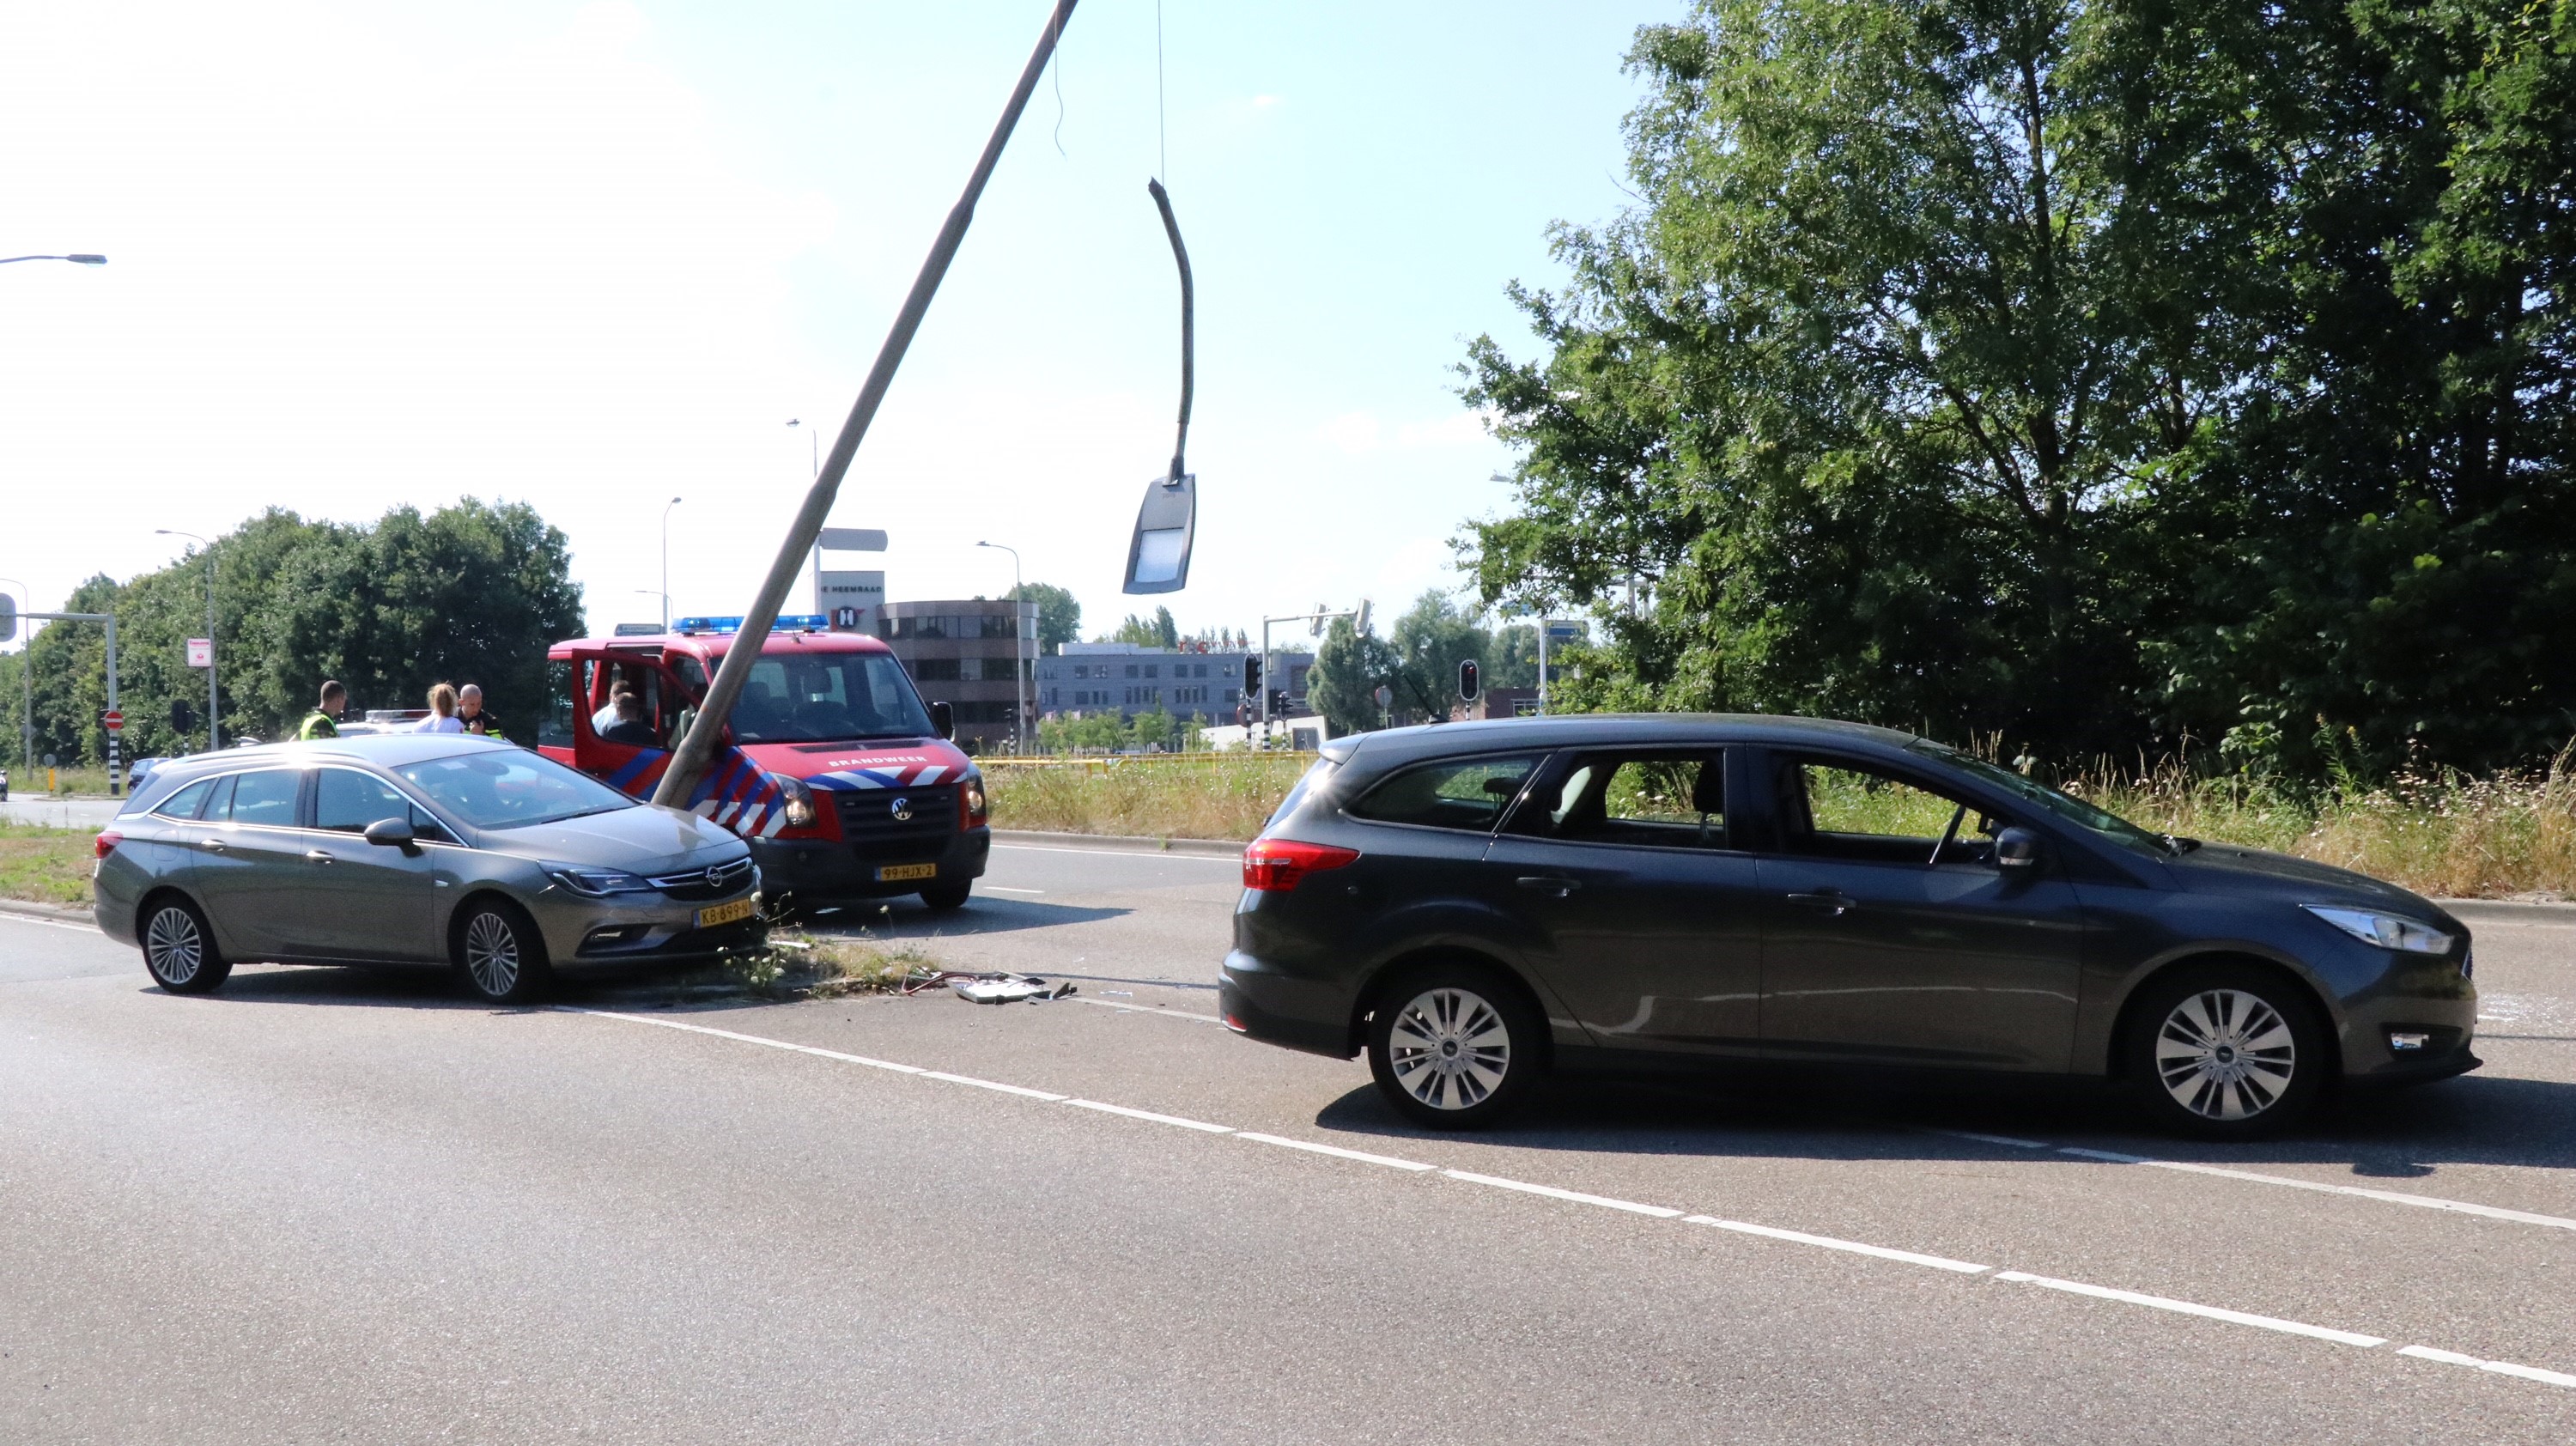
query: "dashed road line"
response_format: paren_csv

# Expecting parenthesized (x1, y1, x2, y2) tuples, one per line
(2038, 1141, 2576, 1234)
(1062, 996, 1224, 1024)
(561, 1006, 2576, 1394)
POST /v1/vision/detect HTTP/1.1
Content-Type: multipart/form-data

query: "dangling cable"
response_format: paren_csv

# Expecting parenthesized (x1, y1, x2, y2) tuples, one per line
(1149, 178, 1193, 483)
(1155, 0, 1167, 181)
(1051, 37, 1066, 156)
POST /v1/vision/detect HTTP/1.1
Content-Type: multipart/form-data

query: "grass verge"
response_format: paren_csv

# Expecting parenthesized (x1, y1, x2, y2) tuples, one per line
(987, 752, 1312, 841)
(0, 823, 93, 906)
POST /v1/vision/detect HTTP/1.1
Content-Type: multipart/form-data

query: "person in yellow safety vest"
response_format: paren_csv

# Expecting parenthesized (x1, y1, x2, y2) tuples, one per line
(298, 680, 347, 740)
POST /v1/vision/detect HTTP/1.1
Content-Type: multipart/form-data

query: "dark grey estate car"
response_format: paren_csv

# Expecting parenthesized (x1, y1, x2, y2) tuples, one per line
(1220, 715, 2478, 1139)
(94, 735, 762, 1003)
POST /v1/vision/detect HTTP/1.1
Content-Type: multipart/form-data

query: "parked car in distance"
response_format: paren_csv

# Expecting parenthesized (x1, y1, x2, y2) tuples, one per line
(126, 756, 168, 792)
(93, 734, 762, 1003)
(1221, 714, 2479, 1139)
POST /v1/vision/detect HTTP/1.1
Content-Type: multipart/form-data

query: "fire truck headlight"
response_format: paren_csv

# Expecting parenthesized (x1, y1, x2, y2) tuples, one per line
(777, 776, 818, 829)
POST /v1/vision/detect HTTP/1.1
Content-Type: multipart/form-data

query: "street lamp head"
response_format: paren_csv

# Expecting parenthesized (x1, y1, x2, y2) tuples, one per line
(68, 254, 106, 265)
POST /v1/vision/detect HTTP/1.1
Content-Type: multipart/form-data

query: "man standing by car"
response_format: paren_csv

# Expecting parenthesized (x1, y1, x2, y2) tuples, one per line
(298, 681, 347, 740)
(458, 683, 503, 738)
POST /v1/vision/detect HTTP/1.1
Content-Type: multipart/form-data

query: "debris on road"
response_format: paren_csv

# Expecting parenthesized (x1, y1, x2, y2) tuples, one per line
(899, 969, 1078, 1005)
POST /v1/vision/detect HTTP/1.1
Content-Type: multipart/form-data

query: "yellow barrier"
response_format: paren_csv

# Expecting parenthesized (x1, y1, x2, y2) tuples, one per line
(975, 750, 1319, 771)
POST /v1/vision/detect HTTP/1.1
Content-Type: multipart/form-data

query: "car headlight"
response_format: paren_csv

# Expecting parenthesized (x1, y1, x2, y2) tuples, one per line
(544, 865, 655, 896)
(2303, 905, 2455, 955)
(777, 775, 818, 829)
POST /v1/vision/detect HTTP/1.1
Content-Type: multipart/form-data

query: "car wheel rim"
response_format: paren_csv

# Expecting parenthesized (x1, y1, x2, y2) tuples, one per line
(465, 913, 520, 997)
(1388, 987, 1511, 1110)
(144, 908, 202, 986)
(2155, 988, 2296, 1121)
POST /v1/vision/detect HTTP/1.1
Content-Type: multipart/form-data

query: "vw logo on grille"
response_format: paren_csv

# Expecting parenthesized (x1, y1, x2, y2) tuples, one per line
(890, 796, 913, 822)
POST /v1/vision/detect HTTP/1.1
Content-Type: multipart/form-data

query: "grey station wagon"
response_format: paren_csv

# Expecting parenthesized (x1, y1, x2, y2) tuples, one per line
(1220, 715, 2479, 1139)
(94, 734, 762, 1003)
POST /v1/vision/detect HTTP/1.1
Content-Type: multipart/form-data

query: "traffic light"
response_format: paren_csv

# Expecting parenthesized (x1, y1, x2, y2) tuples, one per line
(1458, 659, 1480, 701)
(1268, 689, 1289, 717)
(1242, 655, 1262, 696)
(169, 698, 195, 734)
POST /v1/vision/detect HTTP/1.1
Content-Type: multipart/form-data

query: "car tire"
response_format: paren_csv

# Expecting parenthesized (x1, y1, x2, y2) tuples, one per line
(453, 900, 552, 1005)
(920, 881, 972, 912)
(2125, 963, 2329, 1140)
(1366, 963, 1542, 1130)
(139, 896, 231, 995)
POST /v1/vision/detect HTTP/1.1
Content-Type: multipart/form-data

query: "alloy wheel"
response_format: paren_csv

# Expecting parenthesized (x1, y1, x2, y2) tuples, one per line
(2154, 988, 2297, 1121)
(1388, 987, 1512, 1111)
(464, 912, 521, 999)
(144, 906, 203, 987)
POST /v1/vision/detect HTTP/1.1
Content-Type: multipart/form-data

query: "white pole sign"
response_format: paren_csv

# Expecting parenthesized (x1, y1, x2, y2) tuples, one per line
(186, 637, 213, 668)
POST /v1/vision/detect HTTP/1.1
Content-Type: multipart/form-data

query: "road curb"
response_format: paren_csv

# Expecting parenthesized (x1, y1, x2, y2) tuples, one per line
(2439, 897, 2576, 922)
(988, 829, 1244, 860)
(0, 896, 95, 926)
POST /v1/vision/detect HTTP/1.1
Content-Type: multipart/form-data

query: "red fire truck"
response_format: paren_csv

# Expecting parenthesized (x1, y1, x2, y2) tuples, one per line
(539, 616, 988, 908)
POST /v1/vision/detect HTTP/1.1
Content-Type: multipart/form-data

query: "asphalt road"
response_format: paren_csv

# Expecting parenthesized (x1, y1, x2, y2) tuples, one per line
(7, 845, 2576, 1442)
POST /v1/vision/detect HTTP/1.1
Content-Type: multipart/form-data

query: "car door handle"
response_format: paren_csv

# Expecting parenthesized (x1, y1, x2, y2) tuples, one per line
(303, 850, 337, 864)
(199, 838, 228, 853)
(1785, 890, 1850, 915)
(1516, 876, 1581, 896)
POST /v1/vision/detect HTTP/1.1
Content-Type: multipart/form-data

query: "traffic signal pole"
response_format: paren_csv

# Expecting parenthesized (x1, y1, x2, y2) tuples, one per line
(19, 611, 118, 793)
(651, 0, 1078, 811)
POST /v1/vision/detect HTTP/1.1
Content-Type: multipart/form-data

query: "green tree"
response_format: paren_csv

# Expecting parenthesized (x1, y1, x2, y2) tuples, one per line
(1101, 606, 1180, 649)
(1010, 581, 1081, 655)
(1462, 0, 2576, 775)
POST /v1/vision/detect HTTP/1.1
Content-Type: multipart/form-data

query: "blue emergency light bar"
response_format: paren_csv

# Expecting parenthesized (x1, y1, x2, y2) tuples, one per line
(671, 614, 834, 636)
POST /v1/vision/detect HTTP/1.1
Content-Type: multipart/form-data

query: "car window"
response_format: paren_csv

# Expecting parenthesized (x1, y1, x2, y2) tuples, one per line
(222, 769, 302, 828)
(1346, 754, 1542, 833)
(1906, 741, 2171, 858)
(396, 748, 636, 830)
(1511, 751, 1728, 849)
(314, 769, 414, 833)
(152, 778, 217, 821)
(1778, 756, 2001, 866)
(734, 652, 933, 743)
(1267, 756, 1340, 828)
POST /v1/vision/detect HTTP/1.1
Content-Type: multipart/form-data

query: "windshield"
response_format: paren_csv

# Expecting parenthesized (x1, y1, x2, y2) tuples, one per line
(396, 748, 637, 830)
(730, 651, 935, 744)
(1907, 742, 2172, 856)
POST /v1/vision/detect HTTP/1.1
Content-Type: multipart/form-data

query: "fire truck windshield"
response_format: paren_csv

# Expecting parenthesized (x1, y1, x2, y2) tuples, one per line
(729, 652, 936, 744)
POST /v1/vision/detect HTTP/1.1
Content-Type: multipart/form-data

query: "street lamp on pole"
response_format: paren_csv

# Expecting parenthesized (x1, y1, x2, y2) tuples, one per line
(155, 532, 220, 751)
(785, 419, 818, 479)
(0, 254, 106, 266)
(0, 576, 29, 774)
(659, 497, 682, 631)
(975, 540, 1030, 753)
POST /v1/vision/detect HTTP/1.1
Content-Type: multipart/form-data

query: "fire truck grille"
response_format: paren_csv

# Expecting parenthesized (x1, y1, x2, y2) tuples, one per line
(834, 786, 955, 862)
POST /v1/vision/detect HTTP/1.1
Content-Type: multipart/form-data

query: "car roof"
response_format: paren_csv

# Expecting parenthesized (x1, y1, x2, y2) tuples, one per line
(143, 733, 523, 777)
(1322, 713, 1921, 770)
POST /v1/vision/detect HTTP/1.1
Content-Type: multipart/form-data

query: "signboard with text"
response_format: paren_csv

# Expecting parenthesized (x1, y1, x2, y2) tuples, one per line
(186, 637, 212, 668)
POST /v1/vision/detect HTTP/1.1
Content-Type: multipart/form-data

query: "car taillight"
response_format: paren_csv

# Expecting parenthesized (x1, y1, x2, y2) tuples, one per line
(1242, 837, 1358, 892)
(94, 830, 123, 860)
(960, 777, 989, 829)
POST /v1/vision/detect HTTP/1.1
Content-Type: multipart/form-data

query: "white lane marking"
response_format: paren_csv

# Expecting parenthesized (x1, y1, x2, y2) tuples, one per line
(2054, 1145, 2576, 1233)
(2399, 1344, 2576, 1389)
(989, 843, 1237, 862)
(560, 1008, 927, 1072)
(1062, 1098, 1234, 1133)
(1925, 1127, 2047, 1150)
(1991, 1271, 2385, 1347)
(1062, 996, 1224, 1024)
(1235, 1132, 1437, 1172)
(984, 886, 1046, 895)
(1441, 1170, 1686, 1218)
(920, 1070, 1067, 1101)
(1682, 1216, 1990, 1273)
(561, 1006, 2576, 1393)
(0, 912, 102, 934)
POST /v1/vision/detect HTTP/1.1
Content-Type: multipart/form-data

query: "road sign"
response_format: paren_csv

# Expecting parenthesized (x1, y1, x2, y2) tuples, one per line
(1373, 684, 1393, 709)
(1543, 620, 1585, 642)
(185, 637, 212, 668)
(102, 709, 125, 732)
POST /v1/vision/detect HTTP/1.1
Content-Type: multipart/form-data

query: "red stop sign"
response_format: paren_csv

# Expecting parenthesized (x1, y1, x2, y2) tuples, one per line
(102, 710, 125, 732)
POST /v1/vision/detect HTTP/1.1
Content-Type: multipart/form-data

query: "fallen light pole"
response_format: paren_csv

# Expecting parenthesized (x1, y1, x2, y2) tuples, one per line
(652, 0, 1078, 811)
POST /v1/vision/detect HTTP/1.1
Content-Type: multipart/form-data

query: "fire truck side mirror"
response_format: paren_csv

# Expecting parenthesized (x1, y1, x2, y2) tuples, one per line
(930, 701, 955, 740)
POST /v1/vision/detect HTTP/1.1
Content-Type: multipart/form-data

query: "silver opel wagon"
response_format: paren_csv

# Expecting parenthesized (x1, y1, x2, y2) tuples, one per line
(93, 734, 762, 1003)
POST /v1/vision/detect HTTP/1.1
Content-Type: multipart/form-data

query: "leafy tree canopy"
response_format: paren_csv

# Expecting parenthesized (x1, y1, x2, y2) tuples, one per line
(1010, 582, 1081, 654)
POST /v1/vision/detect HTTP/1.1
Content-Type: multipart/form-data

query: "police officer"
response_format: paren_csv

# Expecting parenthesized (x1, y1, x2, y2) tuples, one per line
(457, 683, 503, 738)
(299, 681, 347, 740)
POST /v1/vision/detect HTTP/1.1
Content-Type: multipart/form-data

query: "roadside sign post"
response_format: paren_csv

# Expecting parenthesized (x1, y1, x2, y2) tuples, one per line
(652, 0, 1077, 811)
(1536, 619, 1582, 716)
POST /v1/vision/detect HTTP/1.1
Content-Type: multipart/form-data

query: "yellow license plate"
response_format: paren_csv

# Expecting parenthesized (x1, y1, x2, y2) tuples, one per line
(696, 897, 756, 929)
(875, 862, 938, 882)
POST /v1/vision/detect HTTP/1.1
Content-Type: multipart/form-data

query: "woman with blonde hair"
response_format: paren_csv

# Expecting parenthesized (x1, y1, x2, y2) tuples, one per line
(416, 682, 465, 733)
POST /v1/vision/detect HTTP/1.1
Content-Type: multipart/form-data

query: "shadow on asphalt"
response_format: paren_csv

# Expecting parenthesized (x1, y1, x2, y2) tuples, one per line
(1306, 1066, 2576, 1178)
(791, 896, 1128, 941)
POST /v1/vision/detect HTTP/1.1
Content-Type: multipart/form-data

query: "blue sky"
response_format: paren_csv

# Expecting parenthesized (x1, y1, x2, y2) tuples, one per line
(1, 2, 1665, 649)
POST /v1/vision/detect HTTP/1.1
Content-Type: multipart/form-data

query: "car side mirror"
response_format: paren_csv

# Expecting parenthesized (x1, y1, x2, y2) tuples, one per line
(930, 701, 954, 740)
(1994, 826, 2042, 872)
(362, 817, 416, 848)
